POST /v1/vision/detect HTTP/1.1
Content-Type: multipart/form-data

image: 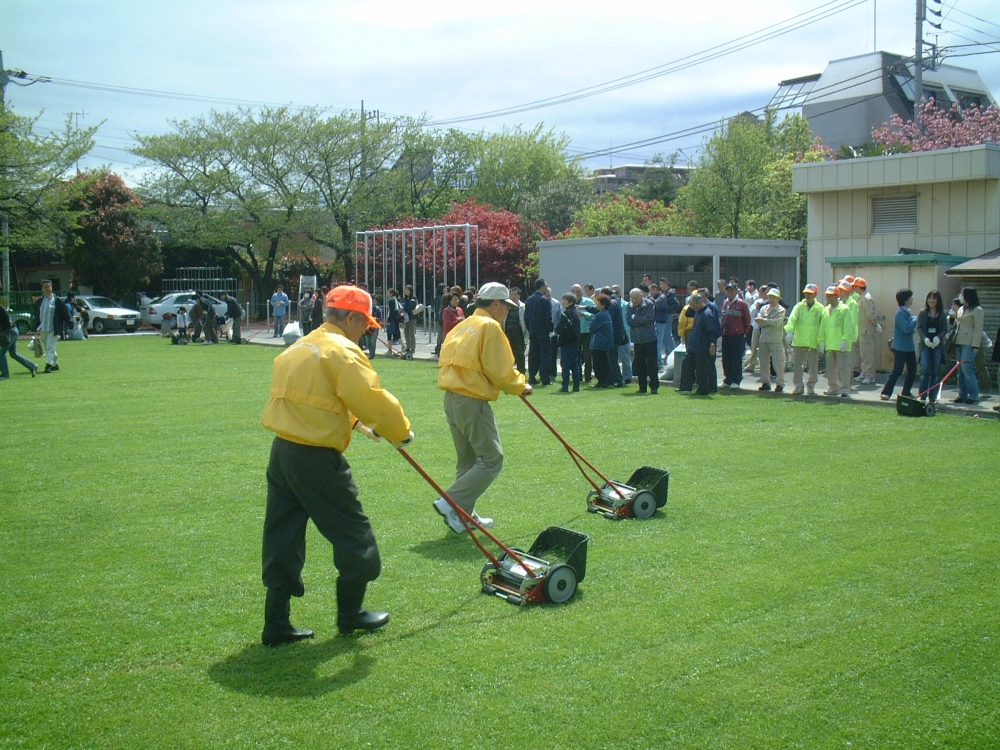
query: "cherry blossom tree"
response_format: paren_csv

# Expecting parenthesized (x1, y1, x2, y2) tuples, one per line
(871, 99, 1000, 153)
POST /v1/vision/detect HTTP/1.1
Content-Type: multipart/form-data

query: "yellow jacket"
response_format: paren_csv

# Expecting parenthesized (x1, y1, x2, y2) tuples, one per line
(438, 308, 527, 401)
(677, 304, 694, 340)
(261, 322, 411, 451)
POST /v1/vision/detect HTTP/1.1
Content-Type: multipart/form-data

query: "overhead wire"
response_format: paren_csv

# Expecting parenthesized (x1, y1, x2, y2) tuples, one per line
(427, 0, 866, 126)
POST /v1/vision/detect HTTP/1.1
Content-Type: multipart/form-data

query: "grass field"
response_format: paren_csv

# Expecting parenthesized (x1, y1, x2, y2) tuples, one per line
(1, 335, 998, 749)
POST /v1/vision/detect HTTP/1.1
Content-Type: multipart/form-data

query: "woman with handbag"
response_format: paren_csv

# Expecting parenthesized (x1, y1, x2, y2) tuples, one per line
(951, 287, 985, 404)
(0, 304, 39, 379)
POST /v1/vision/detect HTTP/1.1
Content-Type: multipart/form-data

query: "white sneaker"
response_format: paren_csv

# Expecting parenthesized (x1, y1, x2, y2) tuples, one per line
(472, 512, 494, 529)
(862, 378, 875, 385)
(853, 374, 864, 382)
(432, 497, 466, 534)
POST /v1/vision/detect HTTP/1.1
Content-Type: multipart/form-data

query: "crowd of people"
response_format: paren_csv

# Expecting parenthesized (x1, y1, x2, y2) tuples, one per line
(415, 274, 999, 410)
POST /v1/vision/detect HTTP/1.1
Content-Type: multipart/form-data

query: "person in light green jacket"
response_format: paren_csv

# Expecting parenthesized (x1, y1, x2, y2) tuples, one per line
(784, 283, 827, 395)
(822, 285, 855, 397)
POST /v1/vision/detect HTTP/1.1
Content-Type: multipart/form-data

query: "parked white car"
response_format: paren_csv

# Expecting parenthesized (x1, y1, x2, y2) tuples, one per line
(75, 295, 141, 333)
(141, 292, 227, 329)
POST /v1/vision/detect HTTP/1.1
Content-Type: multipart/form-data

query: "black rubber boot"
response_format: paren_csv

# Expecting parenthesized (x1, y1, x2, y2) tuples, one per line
(337, 579, 389, 636)
(261, 589, 314, 647)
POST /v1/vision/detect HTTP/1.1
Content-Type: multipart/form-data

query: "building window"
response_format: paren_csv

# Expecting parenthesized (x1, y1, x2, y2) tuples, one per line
(872, 195, 918, 234)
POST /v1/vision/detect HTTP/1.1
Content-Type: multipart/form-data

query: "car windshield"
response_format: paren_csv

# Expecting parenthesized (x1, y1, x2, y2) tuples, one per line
(83, 297, 118, 308)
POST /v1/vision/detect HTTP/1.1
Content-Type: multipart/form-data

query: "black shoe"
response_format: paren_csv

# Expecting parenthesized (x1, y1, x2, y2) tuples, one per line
(774, 385, 783, 393)
(338, 609, 390, 635)
(528, 378, 539, 385)
(759, 383, 771, 391)
(572, 385, 580, 392)
(336, 579, 389, 635)
(262, 589, 315, 647)
(43, 364, 54, 373)
(30, 367, 37, 378)
(50, 364, 59, 372)
(558, 386, 569, 392)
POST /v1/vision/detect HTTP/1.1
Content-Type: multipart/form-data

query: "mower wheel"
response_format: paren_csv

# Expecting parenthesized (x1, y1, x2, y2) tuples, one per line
(631, 490, 657, 519)
(543, 564, 577, 603)
(925, 402, 936, 417)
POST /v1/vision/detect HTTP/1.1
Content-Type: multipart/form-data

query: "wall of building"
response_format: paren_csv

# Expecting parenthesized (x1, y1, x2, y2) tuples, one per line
(793, 145, 1000, 287)
(537, 236, 802, 302)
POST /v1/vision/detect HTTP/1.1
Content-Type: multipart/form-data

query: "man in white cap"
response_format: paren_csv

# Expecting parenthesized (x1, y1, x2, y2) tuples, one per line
(435, 282, 533, 533)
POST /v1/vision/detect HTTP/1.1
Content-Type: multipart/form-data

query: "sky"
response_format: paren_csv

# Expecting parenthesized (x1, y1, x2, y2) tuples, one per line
(3, 0, 999, 182)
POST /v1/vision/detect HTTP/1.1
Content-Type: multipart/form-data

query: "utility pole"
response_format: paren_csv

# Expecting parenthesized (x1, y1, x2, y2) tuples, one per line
(2, 215, 8, 308)
(70, 111, 88, 171)
(0, 50, 8, 105)
(914, 0, 924, 123)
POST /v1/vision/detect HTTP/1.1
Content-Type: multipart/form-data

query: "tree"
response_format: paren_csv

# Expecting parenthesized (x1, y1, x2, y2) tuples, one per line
(632, 153, 685, 205)
(521, 172, 596, 235)
(674, 111, 829, 241)
(62, 171, 162, 299)
(559, 195, 683, 239)
(871, 98, 1000, 153)
(0, 106, 96, 253)
(464, 125, 577, 214)
(374, 199, 548, 288)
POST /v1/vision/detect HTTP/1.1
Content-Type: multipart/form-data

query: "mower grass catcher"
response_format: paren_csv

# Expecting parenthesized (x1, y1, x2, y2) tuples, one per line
(480, 526, 589, 606)
(395, 447, 587, 606)
(520, 395, 669, 520)
(588, 466, 670, 520)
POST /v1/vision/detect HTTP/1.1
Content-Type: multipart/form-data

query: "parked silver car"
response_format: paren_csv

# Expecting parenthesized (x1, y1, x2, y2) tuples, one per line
(75, 295, 141, 333)
(141, 292, 227, 329)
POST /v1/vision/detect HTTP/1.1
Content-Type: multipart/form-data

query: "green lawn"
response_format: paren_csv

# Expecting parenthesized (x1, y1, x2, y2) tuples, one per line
(1, 335, 998, 749)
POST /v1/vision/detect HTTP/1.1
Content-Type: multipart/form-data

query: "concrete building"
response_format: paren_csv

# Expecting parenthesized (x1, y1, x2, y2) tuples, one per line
(792, 143, 1000, 368)
(537, 235, 801, 298)
(770, 51, 996, 153)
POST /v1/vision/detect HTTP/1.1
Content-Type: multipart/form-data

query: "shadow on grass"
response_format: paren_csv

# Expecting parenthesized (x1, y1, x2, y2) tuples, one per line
(407, 535, 491, 563)
(207, 637, 372, 697)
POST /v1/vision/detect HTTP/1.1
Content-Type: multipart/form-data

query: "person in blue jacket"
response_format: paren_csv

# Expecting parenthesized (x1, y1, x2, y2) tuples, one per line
(524, 278, 553, 386)
(588, 294, 615, 388)
(880, 289, 918, 401)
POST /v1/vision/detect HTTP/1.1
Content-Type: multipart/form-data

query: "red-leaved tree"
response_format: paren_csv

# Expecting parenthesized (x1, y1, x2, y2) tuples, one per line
(872, 99, 1000, 153)
(361, 199, 549, 293)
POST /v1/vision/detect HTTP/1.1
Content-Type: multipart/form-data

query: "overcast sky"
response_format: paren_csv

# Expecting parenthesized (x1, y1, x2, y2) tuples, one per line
(4, 0, 999, 182)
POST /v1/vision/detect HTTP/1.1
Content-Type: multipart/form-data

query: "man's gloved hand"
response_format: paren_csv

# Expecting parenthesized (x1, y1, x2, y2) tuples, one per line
(818, 342, 825, 354)
(353, 421, 381, 442)
(876, 323, 883, 333)
(784, 331, 794, 347)
(932, 336, 941, 348)
(390, 431, 415, 449)
(840, 340, 848, 352)
(924, 337, 933, 348)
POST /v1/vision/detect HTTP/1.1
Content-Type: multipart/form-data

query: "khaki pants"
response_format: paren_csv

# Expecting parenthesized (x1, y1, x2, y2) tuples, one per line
(838, 347, 854, 394)
(792, 347, 819, 391)
(758, 341, 785, 386)
(857, 331, 876, 380)
(443, 391, 504, 514)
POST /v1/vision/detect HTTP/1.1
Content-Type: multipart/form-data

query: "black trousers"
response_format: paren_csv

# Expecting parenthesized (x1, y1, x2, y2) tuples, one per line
(592, 348, 613, 386)
(679, 347, 696, 391)
(694, 351, 716, 395)
(506, 328, 526, 373)
(632, 340, 659, 392)
(580, 332, 593, 381)
(721, 334, 745, 385)
(262, 437, 380, 597)
(528, 333, 551, 383)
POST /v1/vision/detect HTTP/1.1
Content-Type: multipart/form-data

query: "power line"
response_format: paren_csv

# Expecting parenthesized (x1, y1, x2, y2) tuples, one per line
(426, 0, 866, 126)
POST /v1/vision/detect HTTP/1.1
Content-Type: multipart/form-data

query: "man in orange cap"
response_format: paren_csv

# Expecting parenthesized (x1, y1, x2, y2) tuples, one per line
(435, 282, 533, 533)
(259, 285, 413, 645)
(836, 280, 859, 388)
(852, 277, 880, 385)
(784, 283, 826, 395)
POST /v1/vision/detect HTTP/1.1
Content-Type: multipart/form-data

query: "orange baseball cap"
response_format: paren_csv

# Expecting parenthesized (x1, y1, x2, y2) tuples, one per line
(841, 275, 855, 285)
(327, 285, 380, 329)
(853, 277, 867, 288)
(837, 281, 852, 293)
(802, 283, 819, 295)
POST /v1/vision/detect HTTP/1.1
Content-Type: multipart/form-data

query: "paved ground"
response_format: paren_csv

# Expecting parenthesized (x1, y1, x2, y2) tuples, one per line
(239, 321, 999, 420)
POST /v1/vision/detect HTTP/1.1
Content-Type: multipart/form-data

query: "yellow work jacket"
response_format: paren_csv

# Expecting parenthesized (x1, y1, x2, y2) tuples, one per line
(677, 304, 694, 340)
(261, 322, 411, 451)
(438, 308, 526, 401)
